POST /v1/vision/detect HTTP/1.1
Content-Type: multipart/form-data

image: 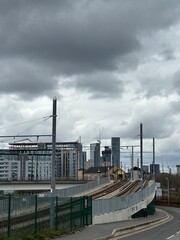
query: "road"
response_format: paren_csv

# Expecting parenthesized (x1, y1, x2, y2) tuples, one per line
(121, 207, 180, 240)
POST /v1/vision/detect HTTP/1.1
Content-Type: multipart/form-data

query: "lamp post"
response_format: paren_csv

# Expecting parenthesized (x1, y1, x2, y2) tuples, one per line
(166, 177, 170, 206)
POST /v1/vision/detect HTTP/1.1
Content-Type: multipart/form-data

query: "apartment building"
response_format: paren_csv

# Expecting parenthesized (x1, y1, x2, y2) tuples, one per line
(0, 141, 82, 181)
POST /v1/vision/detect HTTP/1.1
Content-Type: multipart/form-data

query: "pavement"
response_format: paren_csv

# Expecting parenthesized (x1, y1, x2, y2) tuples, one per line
(55, 208, 170, 240)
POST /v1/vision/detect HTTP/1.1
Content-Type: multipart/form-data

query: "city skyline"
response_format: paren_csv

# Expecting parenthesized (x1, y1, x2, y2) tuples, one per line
(0, 135, 177, 175)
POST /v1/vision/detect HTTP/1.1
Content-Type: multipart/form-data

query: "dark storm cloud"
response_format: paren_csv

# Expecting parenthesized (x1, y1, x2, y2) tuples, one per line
(73, 72, 124, 99)
(0, 59, 60, 99)
(0, 1, 140, 72)
(0, 0, 180, 99)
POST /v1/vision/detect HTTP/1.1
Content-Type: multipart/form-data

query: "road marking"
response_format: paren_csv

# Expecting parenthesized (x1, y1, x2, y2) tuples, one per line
(167, 235, 175, 239)
(176, 231, 180, 234)
(113, 213, 173, 239)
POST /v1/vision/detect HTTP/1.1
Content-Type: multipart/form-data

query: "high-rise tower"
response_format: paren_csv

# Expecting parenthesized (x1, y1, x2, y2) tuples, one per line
(111, 137, 120, 167)
(90, 143, 100, 167)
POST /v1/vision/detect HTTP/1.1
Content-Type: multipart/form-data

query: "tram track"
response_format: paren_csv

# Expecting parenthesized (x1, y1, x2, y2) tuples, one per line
(89, 179, 143, 199)
(89, 179, 129, 199)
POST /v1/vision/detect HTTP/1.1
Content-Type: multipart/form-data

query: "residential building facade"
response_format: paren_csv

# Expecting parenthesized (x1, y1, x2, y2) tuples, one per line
(0, 141, 82, 181)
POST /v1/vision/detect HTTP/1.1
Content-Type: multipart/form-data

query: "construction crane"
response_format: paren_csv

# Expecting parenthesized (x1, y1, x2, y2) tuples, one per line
(97, 127, 104, 144)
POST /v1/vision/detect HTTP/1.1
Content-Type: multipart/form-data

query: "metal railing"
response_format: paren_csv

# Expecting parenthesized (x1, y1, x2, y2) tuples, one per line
(0, 177, 109, 215)
(93, 181, 155, 216)
(46, 177, 110, 197)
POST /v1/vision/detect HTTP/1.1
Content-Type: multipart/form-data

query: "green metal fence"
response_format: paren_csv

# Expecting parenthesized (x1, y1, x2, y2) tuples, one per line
(0, 194, 92, 239)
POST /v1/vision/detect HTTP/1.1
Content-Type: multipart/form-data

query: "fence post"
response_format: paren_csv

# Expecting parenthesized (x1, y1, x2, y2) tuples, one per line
(89, 197, 93, 225)
(50, 196, 55, 229)
(35, 195, 38, 234)
(7, 194, 11, 237)
(81, 196, 84, 227)
(55, 196, 58, 230)
(86, 197, 88, 225)
(70, 197, 73, 231)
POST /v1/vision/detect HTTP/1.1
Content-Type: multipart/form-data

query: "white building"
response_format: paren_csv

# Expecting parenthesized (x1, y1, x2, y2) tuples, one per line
(0, 158, 21, 181)
(0, 141, 82, 181)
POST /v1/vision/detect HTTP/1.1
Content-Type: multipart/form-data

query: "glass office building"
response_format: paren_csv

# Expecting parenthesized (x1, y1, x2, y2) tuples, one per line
(111, 137, 120, 167)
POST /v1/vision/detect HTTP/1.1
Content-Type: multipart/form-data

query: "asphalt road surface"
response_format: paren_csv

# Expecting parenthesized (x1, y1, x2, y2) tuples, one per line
(122, 207, 180, 240)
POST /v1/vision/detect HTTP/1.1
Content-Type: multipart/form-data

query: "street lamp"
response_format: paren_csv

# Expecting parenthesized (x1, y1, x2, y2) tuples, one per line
(166, 177, 170, 206)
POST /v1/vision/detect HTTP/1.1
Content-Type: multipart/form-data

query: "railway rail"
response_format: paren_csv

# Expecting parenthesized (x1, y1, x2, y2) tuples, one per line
(116, 180, 141, 197)
(89, 179, 129, 199)
(88, 179, 144, 199)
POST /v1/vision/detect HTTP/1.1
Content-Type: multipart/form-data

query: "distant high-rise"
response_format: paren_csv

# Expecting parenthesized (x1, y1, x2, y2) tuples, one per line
(102, 146, 111, 166)
(111, 137, 120, 167)
(82, 151, 87, 169)
(90, 143, 100, 167)
(176, 165, 180, 176)
(143, 165, 149, 174)
(150, 164, 160, 176)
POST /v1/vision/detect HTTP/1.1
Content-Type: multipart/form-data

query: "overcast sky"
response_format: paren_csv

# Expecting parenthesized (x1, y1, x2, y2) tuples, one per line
(0, 0, 180, 172)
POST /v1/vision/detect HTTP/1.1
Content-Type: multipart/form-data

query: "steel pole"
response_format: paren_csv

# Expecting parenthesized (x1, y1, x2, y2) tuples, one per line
(140, 123, 143, 182)
(140, 123, 143, 196)
(51, 97, 57, 195)
(153, 137, 155, 181)
(50, 97, 57, 228)
(131, 146, 134, 180)
(166, 177, 170, 206)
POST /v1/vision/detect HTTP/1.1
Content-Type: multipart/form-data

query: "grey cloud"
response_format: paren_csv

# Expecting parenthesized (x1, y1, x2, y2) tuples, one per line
(173, 70, 180, 95)
(69, 72, 124, 99)
(1, 0, 180, 73)
(170, 101, 180, 114)
(119, 105, 176, 139)
(161, 49, 176, 61)
(139, 76, 171, 98)
(0, 59, 60, 99)
(0, 0, 180, 99)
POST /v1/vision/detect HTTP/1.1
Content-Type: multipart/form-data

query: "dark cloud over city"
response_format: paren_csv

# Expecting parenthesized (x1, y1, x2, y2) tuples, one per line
(0, 0, 180, 171)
